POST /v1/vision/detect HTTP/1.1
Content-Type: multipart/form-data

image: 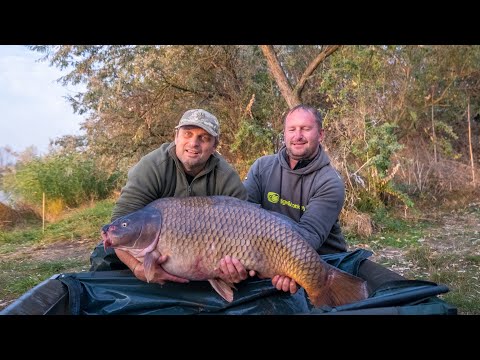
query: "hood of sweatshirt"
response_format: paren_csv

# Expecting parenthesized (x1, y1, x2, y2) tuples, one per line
(276, 144, 330, 175)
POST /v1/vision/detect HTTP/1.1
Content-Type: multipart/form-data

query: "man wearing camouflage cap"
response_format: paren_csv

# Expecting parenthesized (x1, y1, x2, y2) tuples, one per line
(90, 109, 247, 284)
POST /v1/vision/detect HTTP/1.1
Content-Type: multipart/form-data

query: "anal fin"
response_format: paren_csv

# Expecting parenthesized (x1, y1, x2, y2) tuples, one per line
(208, 279, 236, 302)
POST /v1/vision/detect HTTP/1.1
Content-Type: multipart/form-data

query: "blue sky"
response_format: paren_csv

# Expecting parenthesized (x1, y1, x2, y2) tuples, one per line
(0, 45, 84, 155)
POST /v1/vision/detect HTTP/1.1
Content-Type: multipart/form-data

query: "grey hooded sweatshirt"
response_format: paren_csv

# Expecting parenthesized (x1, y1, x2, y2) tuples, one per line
(244, 144, 347, 254)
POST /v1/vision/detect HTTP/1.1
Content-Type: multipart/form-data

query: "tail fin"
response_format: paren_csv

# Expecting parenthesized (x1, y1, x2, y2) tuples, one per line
(309, 268, 368, 308)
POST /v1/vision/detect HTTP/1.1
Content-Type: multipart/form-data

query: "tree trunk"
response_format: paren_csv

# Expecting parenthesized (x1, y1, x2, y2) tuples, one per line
(260, 45, 341, 109)
(260, 45, 299, 108)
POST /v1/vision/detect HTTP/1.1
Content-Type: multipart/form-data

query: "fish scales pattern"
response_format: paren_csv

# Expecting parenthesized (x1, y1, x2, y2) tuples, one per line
(102, 196, 368, 307)
(155, 196, 322, 283)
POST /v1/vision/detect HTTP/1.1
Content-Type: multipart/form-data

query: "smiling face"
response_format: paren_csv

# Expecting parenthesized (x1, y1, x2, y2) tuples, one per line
(175, 125, 217, 176)
(284, 108, 324, 168)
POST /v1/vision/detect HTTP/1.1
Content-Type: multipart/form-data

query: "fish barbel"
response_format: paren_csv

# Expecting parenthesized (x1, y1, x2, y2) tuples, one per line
(102, 196, 368, 308)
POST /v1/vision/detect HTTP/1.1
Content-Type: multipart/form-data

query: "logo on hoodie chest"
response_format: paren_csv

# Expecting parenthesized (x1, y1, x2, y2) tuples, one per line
(267, 191, 305, 212)
(267, 192, 280, 203)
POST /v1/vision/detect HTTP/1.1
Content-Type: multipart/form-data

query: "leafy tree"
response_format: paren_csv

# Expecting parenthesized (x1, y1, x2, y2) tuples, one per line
(28, 44, 480, 219)
(30, 46, 284, 171)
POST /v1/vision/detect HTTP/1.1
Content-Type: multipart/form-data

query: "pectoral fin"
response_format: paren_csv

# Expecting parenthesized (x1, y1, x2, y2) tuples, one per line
(143, 250, 161, 283)
(208, 279, 236, 303)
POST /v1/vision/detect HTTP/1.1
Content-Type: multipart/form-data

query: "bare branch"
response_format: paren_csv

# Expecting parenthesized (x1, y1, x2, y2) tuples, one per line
(293, 45, 341, 99)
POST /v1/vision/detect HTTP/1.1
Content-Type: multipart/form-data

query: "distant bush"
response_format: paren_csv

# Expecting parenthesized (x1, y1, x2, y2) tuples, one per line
(2, 153, 121, 210)
(0, 202, 20, 229)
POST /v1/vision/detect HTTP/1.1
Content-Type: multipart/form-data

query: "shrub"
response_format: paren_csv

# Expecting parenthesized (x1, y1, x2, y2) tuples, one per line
(3, 153, 120, 210)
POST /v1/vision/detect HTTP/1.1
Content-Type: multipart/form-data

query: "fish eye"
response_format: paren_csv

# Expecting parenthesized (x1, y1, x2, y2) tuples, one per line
(121, 222, 127, 227)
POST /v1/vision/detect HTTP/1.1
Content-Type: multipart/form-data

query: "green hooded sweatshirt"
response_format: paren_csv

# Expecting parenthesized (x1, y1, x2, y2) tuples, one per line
(112, 142, 247, 220)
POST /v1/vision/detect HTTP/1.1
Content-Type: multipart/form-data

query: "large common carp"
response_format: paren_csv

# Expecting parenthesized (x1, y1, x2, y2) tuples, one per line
(101, 196, 368, 308)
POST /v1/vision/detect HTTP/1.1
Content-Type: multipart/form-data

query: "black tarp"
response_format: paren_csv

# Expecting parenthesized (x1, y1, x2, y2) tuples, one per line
(56, 249, 456, 315)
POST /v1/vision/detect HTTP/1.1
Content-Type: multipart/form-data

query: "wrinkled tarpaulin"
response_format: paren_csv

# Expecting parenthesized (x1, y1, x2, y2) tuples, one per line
(58, 249, 455, 315)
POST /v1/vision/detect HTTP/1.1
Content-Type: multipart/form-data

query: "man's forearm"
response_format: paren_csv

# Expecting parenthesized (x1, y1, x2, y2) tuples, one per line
(115, 249, 140, 272)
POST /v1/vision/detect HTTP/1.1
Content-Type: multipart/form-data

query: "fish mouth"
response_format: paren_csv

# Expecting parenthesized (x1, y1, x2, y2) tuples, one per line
(101, 229, 113, 250)
(103, 238, 112, 251)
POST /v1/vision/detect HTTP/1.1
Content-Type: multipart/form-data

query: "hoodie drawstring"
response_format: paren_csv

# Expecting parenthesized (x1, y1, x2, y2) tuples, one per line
(279, 167, 283, 203)
(299, 175, 304, 219)
(280, 163, 305, 220)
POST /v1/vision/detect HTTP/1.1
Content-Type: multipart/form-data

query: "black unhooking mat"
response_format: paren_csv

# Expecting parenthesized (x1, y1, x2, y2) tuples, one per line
(58, 249, 456, 315)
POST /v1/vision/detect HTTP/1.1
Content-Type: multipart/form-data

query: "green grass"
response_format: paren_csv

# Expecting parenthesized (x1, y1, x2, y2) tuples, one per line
(0, 258, 87, 300)
(0, 228, 43, 247)
(346, 213, 429, 250)
(403, 246, 480, 315)
(441, 291, 480, 315)
(346, 206, 480, 315)
(432, 268, 480, 315)
(0, 199, 114, 252)
(40, 199, 115, 243)
(0, 199, 115, 308)
(465, 255, 480, 264)
(372, 212, 430, 248)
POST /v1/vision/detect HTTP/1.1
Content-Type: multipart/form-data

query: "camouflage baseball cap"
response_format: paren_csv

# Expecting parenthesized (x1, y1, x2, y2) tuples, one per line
(175, 109, 220, 137)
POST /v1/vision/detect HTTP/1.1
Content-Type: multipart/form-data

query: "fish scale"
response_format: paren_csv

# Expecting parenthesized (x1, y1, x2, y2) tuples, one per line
(102, 196, 368, 308)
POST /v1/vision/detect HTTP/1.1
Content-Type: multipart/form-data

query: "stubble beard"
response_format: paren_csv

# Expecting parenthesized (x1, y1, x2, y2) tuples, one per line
(286, 145, 310, 161)
(181, 158, 205, 176)
(286, 143, 319, 161)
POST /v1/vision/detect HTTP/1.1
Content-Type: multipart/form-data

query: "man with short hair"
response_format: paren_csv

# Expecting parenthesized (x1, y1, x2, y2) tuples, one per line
(219, 104, 347, 294)
(90, 108, 248, 285)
